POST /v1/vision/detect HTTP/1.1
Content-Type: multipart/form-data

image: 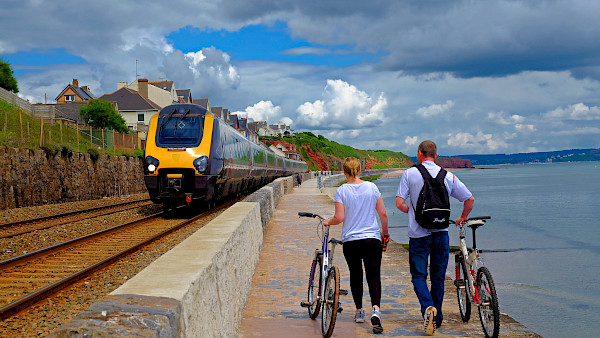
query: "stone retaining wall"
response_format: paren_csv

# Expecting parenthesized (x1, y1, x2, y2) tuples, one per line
(49, 176, 295, 337)
(0, 146, 145, 210)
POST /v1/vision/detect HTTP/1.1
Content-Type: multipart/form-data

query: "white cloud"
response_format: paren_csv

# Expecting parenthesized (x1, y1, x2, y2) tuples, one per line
(296, 79, 387, 129)
(487, 111, 525, 125)
(447, 131, 509, 152)
(405, 136, 418, 146)
(120, 27, 174, 54)
(544, 103, 600, 120)
(234, 100, 294, 126)
(515, 124, 536, 132)
(416, 100, 454, 118)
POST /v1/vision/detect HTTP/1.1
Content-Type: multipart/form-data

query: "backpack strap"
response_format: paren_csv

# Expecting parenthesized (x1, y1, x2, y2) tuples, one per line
(415, 163, 433, 180)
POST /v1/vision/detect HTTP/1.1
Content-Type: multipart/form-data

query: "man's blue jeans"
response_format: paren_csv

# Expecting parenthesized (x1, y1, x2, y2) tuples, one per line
(409, 231, 449, 327)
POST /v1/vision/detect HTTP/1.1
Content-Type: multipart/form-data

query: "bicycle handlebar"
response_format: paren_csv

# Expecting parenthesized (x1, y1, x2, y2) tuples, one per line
(449, 216, 491, 224)
(298, 212, 324, 220)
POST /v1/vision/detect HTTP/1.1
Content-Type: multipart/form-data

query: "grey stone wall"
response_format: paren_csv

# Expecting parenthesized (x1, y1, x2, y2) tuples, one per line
(0, 146, 146, 210)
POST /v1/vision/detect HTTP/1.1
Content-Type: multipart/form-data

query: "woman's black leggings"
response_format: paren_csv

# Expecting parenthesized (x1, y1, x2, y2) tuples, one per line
(342, 238, 382, 309)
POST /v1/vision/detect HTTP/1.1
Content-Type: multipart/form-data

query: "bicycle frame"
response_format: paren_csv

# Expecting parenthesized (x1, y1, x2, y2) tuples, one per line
(313, 223, 337, 303)
(457, 222, 483, 305)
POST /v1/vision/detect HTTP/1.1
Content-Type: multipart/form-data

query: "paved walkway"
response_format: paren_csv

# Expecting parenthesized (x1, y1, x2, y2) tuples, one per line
(238, 178, 540, 337)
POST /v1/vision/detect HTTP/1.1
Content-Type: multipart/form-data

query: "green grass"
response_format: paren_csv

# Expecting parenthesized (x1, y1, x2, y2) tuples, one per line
(0, 99, 142, 157)
(262, 132, 413, 171)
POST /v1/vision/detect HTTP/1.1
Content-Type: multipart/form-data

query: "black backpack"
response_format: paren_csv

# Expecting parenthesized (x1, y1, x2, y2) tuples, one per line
(413, 164, 451, 229)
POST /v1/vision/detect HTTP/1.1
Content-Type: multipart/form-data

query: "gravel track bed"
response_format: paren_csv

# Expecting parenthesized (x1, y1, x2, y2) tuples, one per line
(0, 195, 229, 337)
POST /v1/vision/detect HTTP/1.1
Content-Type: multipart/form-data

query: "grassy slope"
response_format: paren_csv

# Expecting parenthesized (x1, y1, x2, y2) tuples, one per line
(0, 99, 142, 157)
(262, 132, 414, 171)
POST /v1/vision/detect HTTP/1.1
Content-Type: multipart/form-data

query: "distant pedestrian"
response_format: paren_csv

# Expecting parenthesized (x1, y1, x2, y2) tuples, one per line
(324, 157, 390, 333)
(296, 172, 302, 186)
(395, 140, 474, 335)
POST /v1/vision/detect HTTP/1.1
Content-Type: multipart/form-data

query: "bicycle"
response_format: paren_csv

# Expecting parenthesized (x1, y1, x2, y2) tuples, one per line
(298, 212, 346, 338)
(453, 216, 500, 338)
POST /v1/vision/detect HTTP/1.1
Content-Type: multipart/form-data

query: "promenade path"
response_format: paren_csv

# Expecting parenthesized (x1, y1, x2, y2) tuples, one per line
(238, 177, 541, 337)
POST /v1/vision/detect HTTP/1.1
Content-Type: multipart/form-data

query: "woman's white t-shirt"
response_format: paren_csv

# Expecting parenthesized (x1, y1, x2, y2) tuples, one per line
(334, 181, 382, 243)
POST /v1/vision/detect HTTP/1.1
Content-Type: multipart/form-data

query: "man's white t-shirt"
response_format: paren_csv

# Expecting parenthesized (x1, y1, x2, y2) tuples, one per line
(334, 181, 382, 243)
(396, 161, 473, 238)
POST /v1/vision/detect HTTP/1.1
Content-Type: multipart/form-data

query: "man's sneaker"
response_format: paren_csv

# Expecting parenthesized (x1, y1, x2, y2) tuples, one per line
(371, 308, 383, 333)
(354, 309, 365, 323)
(424, 306, 437, 336)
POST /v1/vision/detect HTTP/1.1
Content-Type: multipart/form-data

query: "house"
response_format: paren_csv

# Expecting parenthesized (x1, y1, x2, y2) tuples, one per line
(192, 98, 210, 111)
(269, 122, 293, 137)
(227, 113, 239, 129)
(261, 140, 301, 160)
(53, 102, 89, 127)
(211, 106, 223, 120)
(248, 121, 277, 136)
(118, 79, 177, 108)
(237, 117, 259, 143)
(176, 89, 192, 103)
(55, 79, 95, 104)
(98, 87, 161, 136)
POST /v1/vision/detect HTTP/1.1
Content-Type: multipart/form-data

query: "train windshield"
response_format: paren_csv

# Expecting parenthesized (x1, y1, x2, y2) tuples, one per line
(156, 108, 204, 148)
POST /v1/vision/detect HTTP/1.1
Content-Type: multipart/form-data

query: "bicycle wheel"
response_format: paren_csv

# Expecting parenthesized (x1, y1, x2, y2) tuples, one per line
(455, 255, 471, 322)
(476, 266, 500, 338)
(307, 254, 322, 319)
(321, 265, 340, 338)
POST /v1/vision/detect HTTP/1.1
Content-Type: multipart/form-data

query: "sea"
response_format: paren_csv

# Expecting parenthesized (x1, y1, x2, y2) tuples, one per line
(373, 161, 600, 338)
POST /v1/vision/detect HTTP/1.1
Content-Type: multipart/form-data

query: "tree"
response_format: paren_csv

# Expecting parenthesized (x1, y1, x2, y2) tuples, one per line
(0, 59, 19, 93)
(79, 99, 129, 133)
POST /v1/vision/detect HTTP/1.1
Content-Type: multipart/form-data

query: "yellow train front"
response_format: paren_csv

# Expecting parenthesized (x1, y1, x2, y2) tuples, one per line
(143, 103, 307, 210)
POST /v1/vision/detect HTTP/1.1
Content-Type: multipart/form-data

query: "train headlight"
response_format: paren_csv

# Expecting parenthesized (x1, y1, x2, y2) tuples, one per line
(146, 156, 160, 173)
(193, 156, 209, 173)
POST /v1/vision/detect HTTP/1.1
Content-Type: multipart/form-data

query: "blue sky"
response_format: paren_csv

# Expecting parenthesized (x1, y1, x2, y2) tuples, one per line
(1, 0, 599, 155)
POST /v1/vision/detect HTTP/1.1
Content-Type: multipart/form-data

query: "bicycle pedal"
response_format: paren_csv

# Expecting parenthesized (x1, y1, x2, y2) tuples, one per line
(300, 301, 310, 308)
(339, 289, 348, 295)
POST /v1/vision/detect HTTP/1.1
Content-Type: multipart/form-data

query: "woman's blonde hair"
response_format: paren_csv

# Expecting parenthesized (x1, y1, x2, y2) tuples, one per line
(342, 157, 361, 178)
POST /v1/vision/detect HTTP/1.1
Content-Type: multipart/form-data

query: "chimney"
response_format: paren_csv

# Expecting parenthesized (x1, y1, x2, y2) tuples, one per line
(72, 78, 79, 87)
(117, 82, 128, 89)
(81, 86, 89, 92)
(138, 78, 149, 99)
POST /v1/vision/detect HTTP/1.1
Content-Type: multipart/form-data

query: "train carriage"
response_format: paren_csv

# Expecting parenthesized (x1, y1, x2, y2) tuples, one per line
(143, 104, 307, 210)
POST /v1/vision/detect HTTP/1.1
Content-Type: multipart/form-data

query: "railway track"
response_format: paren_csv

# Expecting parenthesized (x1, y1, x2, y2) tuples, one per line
(0, 198, 152, 239)
(0, 207, 211, 319)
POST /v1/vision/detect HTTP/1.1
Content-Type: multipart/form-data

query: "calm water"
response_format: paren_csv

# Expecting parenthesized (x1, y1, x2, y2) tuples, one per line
(374, 162, 600, 338)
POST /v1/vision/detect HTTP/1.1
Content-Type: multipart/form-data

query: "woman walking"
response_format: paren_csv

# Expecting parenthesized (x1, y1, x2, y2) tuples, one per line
(324, 157, 390, 333)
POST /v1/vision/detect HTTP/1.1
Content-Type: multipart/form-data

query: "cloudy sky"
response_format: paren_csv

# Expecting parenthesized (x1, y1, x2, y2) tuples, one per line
(2, 0, 600, 156)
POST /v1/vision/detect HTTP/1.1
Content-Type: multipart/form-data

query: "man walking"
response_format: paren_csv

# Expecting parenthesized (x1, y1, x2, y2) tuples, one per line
(396, 140, 474, 335)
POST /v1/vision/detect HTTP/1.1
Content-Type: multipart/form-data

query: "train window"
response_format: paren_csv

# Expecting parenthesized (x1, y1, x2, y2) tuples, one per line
(156, 109, 204, 148)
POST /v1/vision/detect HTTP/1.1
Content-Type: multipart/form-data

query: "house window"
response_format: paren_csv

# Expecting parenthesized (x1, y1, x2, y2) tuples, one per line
(138, 113, 145, 123)
(65, 95, 75, 102)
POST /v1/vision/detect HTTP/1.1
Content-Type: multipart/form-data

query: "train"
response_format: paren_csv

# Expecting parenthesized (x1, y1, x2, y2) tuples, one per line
(143, 103, 308, 209)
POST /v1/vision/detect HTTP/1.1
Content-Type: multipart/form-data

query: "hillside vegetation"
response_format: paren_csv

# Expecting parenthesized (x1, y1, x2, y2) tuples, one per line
(262, 132, 414, 171)
(0, 98, 142, 157)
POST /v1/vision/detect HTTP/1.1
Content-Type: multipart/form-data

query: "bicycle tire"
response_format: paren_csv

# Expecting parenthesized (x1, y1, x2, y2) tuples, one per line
(455, 255, 472, 322)
(307, 254, 323, 319)
(476, 266, 500, 338)
(321, 265, 340, 338)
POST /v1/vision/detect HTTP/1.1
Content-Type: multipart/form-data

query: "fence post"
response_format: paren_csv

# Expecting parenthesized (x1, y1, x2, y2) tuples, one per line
(60, 123, 63, 144)
(40, 119, 44, 147)
(90, 126, 92, 146)
(102, 129, 104, 149)
(19, 110, 23, 140)
(77, 123, 79, 153)
(113, 130, 115, 154)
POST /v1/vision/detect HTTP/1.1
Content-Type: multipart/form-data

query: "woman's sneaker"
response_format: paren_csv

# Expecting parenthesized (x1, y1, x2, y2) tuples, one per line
(371, 308, 383, 333)
(424, 306, 437, 335)
(354, 309, 365, 323)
